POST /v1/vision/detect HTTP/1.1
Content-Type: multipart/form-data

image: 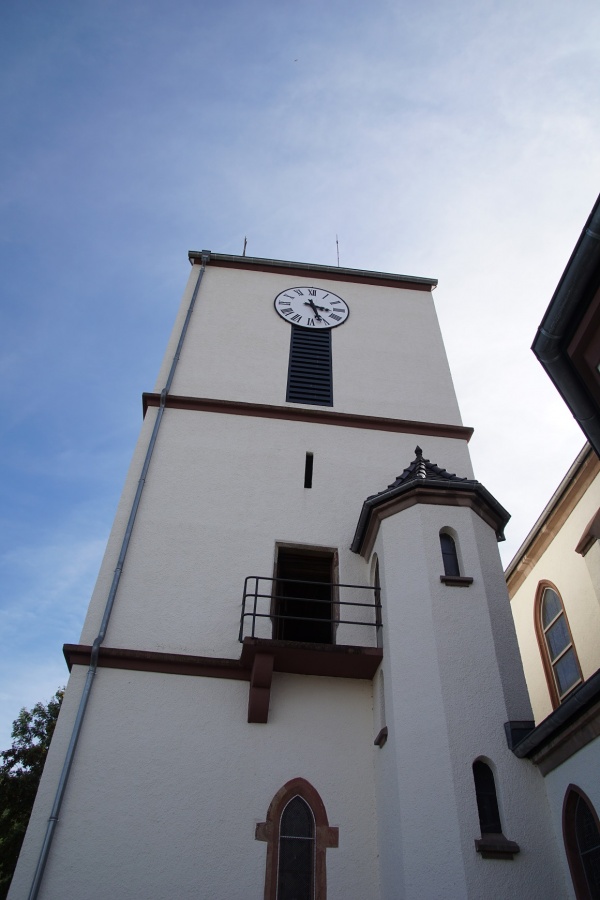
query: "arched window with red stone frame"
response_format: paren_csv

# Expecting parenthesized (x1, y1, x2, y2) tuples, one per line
(534, 581, 582, 708)
(255, 778, 339, 900)
(563, 785, 600, 899)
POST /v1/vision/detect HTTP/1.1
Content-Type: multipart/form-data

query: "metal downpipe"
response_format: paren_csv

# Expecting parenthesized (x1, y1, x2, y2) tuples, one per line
(26, 254, 210, 900)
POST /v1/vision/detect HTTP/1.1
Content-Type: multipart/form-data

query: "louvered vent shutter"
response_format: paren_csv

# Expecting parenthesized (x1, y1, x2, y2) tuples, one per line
(286, 326, 333, 406)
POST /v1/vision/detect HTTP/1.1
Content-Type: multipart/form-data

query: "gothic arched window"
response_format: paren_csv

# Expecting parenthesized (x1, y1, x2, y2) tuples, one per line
(255, 778, 339, 900)
(563, 785, 600, 899)
(278, 797, 315, 899)
(535, 583, 582, 707)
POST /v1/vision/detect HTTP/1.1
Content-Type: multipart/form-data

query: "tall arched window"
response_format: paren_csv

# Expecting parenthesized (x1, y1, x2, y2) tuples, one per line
(473, 760, 502, 834)
(440, 531, 460, 576)
(563, 785, 600, 899)
(535, 583, 582, 707)
(255, 778, 339, 900)
(472, 759, 520, 859)
(278, 797, 315, 899)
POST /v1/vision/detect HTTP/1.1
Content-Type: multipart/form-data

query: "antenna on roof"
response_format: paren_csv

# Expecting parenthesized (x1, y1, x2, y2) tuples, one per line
(336, 234, 340, 267)
(242, 236, 247, 257)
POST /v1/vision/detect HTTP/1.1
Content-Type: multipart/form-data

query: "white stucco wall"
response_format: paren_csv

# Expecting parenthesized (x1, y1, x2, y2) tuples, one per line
(154, 264, 463, 425)
(14, 258, 551, 900)
(373, 505, 567, 900)
(542, 738, 600, 900)
(79, 409, 473, 658)
(510, 468, 600, 723)
(10, 667, 379, 900)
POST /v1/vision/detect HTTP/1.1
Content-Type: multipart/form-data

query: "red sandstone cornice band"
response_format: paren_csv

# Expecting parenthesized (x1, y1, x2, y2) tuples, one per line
(142, 393, 474, 441)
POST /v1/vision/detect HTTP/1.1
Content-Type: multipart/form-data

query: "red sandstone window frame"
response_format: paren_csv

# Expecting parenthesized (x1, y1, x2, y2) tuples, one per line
(534, 581, 582, 709)
(255, 777, 339, 900)
(563, 784, 600, 899)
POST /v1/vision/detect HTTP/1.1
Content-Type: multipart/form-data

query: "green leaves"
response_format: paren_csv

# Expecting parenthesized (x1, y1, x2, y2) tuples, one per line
(0, 689, 63, 900)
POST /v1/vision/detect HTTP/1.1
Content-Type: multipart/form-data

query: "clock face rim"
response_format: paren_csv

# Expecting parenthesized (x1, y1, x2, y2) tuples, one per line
(273, 286, 350, 330)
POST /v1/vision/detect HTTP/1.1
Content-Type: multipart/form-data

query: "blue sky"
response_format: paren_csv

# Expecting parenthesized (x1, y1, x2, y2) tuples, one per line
(1, 0, 599, 747)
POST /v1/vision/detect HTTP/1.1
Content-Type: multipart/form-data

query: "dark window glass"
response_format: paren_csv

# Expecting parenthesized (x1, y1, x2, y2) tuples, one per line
(541, 588, 562, 627)
(473, 761, 502, 834)
(440, 533, 460, 576)
(540, 588, 581, 700)
(576, 795, 600, 896)
(278, 797, 314, 900)
(287, 327, 333, 406)
(546, 615, 571, 660)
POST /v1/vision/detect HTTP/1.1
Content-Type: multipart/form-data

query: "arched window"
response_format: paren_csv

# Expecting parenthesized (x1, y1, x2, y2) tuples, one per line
(473, 760, 502, 834)
(440, 531, 460, 576)
(472, 760, 520, 859)
(255, 778, 339, 900)
(535, 583, 582, 707)
(278, 797, 315, 899)
(563, 785, 600, 899)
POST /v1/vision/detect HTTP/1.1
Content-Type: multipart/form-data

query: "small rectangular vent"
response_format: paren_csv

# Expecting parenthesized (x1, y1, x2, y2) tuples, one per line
(286, 327, 333, 406)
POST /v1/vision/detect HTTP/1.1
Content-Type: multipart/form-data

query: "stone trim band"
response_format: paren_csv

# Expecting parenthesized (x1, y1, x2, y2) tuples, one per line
(142, 393, 474, 442)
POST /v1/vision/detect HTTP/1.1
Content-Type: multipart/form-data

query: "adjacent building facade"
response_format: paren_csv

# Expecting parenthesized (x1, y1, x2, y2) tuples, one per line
(10, 253, 573, 899)
(507, 447, 600, 900)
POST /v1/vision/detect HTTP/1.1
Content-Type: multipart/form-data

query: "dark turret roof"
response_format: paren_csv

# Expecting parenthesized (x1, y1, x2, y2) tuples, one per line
(365, 446, 469, 501)
(351, 447, 510, 556)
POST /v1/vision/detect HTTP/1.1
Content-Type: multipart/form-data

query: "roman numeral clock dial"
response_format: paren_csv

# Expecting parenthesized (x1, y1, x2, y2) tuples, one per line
(274, 287, 350, 329)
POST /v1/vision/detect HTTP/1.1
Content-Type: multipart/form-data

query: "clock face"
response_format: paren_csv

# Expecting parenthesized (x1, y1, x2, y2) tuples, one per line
(274, 287, 349, 329)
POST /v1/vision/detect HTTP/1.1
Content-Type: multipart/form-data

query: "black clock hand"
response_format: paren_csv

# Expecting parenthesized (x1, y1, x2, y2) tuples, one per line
(304, 299, 323, 320)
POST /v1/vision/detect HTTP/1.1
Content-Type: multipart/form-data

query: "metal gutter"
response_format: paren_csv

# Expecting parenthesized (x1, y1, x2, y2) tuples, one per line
(188, 250, 438, 289)
(25, 254, 210, 900)
(532, 194, 600, 450)
(510, 667, 600, 758)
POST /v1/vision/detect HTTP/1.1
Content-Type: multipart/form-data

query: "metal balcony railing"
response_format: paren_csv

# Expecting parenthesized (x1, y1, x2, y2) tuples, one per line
(239, 576, 382, 648)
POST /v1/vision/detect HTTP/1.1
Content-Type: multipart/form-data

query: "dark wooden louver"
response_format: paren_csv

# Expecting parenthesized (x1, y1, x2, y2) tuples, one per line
(286, 326, 333, 406)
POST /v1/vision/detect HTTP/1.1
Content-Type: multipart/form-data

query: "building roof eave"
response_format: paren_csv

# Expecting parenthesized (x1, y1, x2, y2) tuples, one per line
(188, 250, 438, 291)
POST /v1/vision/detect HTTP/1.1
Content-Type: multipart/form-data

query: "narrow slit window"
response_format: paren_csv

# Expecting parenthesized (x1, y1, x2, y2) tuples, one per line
(473, 760, 520, 859)
(440, 532, 460, 576)
(287, 326, 333, 406)
(304, 453, 313, 489)
(473, 761, 502, 834)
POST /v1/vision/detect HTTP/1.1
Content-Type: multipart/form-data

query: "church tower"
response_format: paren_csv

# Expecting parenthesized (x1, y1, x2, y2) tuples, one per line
(10, 253, 566, 899)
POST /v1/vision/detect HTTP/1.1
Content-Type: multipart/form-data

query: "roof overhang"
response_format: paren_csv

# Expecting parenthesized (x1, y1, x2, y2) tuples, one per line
(509, 667, 600, 775)
(505, 444, 599, 594)
(188, 250, 438, 292)
(351, 478, 510, 559)
(532, 194, 600, 455)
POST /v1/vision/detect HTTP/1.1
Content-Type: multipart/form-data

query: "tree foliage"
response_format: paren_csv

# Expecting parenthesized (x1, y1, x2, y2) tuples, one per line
(0, 689, 64, 899)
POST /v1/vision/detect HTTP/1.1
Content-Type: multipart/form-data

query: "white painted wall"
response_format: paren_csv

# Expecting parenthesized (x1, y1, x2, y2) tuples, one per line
(154, 264, 464, 425)
(10, 667, 380, 900)
(79, 409, 473, 658)
(372, 504, 567, 900)
(542, 738, 600, 900)
(13, 259, 554, 900)
(510, 469, 600, 723)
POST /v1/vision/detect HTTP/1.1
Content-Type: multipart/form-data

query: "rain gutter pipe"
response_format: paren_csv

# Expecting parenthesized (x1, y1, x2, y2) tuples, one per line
(26, 252, 211, 900)
(531, 195, 600, 451)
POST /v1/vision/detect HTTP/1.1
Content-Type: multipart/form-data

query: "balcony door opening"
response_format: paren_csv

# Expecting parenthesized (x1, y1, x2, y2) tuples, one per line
(274, 548, 335, 644)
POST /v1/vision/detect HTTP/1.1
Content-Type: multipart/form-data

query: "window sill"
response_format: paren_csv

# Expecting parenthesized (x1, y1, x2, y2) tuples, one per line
(440, 575, 473, 587)
(475, 833, 520, 859)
